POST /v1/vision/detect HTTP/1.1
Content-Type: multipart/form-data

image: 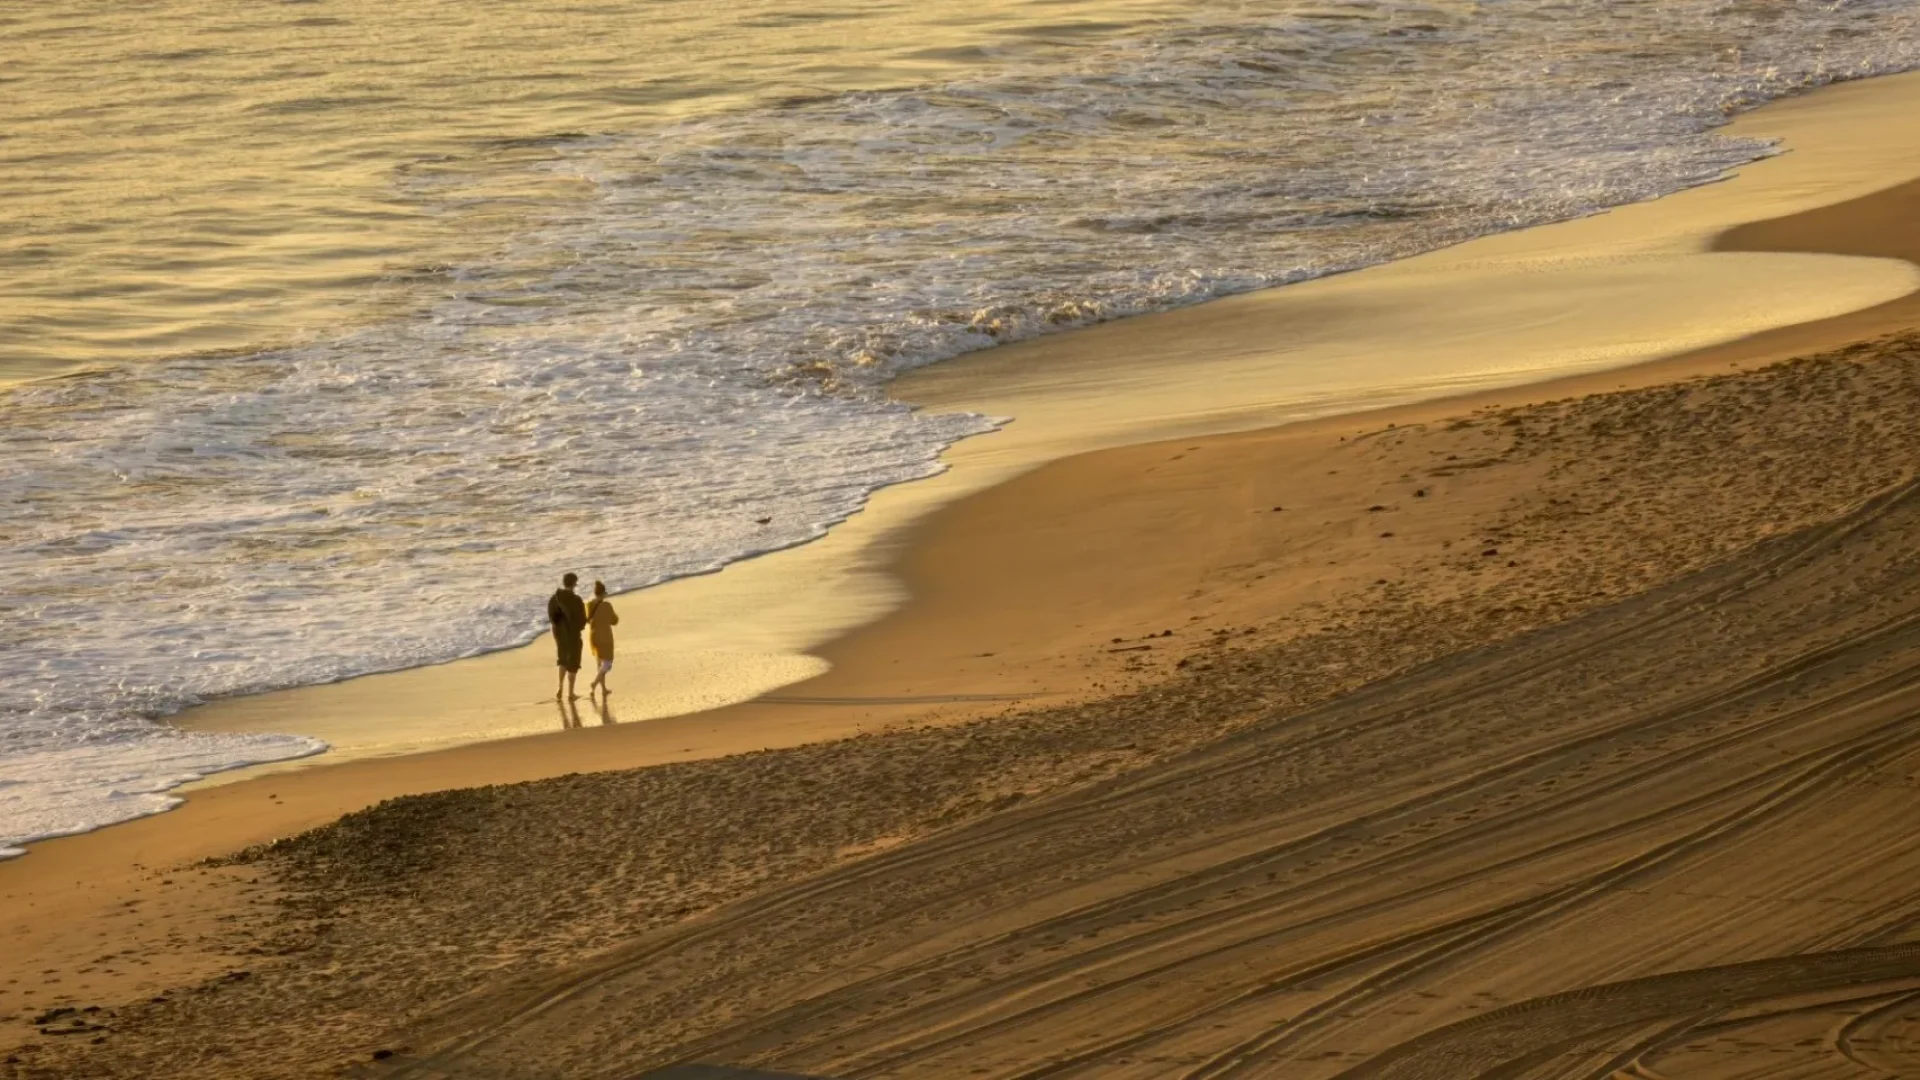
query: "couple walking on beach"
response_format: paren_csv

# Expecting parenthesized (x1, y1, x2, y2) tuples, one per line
(549, 572, 619, 701)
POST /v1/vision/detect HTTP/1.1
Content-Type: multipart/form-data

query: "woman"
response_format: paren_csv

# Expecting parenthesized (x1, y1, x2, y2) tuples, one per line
(584, 580, 620, 698)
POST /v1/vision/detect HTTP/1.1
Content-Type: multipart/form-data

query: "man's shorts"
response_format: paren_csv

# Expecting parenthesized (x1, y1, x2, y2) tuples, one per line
(555, 632, 584, 673)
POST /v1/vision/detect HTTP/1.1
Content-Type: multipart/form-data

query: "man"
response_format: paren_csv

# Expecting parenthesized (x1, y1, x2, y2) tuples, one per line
(547, 572, 588, 701)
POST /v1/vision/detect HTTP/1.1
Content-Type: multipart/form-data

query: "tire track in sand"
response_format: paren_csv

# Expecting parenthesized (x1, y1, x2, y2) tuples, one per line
(389, 480, 1920, 1079)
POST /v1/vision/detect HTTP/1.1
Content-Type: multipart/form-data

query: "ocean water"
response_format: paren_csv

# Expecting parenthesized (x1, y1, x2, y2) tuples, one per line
(4, 0, 1919, 858)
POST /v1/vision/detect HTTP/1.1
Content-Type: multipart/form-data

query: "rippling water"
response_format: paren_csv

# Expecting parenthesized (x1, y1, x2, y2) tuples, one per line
(5, 0, 1919, 856)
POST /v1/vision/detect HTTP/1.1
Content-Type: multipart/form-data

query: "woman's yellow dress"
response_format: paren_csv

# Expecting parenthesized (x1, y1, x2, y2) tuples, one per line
(586, 598, 619, 661)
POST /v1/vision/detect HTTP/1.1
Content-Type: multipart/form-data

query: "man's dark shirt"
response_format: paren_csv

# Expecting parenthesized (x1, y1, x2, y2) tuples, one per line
(548, 588, 587, 638)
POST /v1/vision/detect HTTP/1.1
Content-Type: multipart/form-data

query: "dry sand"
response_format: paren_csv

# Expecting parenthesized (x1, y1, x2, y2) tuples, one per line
(8, 76, 1920, 1079)
(12, 325, 1920, 1078)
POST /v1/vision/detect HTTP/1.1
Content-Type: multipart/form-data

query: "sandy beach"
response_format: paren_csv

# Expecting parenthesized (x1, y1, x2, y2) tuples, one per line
(8, 70, 1920, 1078)
(171, 68, 1920, 766)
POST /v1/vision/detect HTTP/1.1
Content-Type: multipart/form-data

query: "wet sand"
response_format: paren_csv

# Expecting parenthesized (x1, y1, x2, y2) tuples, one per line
(5, 72, 1920, 1077)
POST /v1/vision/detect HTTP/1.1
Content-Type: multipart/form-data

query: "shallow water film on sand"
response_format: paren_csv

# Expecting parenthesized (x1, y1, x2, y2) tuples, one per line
(4, 0, 1920, 855)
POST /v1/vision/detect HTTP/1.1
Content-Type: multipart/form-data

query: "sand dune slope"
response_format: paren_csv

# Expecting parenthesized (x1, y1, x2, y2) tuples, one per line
(375, 439, 1920, 1075)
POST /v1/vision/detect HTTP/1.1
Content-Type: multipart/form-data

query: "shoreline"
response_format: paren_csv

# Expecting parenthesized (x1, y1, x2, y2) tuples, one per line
(4, 70, 1920, 1054)
(174, 70, 1920, 770)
